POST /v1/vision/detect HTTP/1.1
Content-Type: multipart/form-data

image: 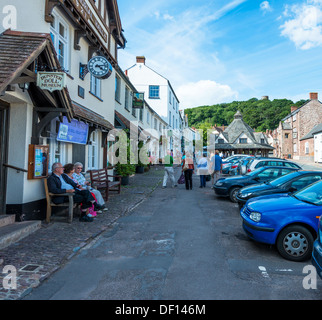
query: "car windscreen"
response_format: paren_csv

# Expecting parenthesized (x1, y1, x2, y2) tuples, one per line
(293, 180, 322, 206)
(269, 172, 299, 187)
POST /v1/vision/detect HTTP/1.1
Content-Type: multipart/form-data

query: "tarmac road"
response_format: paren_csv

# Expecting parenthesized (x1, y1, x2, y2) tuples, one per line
(23, 167, 322, 301)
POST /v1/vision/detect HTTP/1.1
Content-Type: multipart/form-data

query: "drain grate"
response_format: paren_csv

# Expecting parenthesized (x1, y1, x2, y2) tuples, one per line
(19, 264, 41, 272)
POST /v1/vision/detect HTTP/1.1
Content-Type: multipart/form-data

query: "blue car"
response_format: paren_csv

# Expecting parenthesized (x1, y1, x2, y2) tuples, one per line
(240, 180, 322, 262)
(312, 216, 322, 279)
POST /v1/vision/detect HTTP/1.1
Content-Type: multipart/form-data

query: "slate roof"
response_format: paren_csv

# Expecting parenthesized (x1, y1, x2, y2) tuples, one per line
(221, 111, 274, 150)
(300, 123, 322, 141)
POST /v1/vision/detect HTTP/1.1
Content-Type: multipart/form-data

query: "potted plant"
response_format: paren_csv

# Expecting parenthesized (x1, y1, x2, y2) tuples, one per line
(135, 141, 148, 174)
(115, 136, 136, 185)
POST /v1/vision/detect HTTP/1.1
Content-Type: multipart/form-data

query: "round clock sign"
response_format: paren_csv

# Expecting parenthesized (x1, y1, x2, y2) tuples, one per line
(87, 56, 113, 79)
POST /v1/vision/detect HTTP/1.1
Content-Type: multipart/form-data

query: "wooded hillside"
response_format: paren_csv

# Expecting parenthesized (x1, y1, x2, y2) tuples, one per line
(184, 98, 307, 132)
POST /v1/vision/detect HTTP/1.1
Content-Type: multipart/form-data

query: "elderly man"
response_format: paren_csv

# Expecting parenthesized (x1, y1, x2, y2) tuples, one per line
(47, 162, 95, 222)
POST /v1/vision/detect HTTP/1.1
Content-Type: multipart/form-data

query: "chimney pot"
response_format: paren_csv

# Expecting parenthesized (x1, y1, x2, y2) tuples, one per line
(291, 105, 298, 113)
(310, 92, 318, 100)
(136, 56, 146, 64)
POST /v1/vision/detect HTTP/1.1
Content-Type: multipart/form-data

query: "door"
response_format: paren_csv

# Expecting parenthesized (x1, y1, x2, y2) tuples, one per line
(0, 101, 9, 215)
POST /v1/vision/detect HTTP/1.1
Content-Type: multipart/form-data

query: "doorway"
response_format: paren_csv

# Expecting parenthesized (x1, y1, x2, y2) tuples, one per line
(0, 101, 9, 215)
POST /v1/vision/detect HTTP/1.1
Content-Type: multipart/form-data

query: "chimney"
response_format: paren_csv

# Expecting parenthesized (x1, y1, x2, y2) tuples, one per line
(291, 106, 298, 113)
(310, 92, 318, 100)
(136, 56, 146, 64)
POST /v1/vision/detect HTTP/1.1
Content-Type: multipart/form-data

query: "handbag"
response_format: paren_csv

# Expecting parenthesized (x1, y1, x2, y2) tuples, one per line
(177, 173, 185, 184)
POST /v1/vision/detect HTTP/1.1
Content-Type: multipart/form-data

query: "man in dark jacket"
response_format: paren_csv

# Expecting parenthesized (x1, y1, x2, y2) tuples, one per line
(47, 162, 95, 221)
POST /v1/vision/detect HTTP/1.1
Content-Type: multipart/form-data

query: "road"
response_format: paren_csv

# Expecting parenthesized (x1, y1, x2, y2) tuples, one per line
(24, 170, 322, 301)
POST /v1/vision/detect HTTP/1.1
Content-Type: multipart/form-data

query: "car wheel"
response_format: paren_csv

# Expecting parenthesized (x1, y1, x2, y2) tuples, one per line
(229, 187, 240, 203)
(276, 225, 314, 262)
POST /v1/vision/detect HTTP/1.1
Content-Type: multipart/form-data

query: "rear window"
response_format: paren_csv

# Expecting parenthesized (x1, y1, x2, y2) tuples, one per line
(284, 162, 300, 169)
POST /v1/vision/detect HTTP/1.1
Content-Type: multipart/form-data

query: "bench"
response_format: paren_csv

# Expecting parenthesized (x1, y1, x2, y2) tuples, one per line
(89, 168, 121, 201)
(44, 179, 78, 224)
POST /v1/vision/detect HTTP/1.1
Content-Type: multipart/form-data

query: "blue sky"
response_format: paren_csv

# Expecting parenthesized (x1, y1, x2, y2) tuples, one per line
(118, 0, 322, 109)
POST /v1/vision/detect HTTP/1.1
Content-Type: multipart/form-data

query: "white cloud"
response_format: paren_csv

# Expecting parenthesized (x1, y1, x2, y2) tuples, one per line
(280, 1, 322, 49)
(176, 80, 238, 109)
(260, 1, 272, 13)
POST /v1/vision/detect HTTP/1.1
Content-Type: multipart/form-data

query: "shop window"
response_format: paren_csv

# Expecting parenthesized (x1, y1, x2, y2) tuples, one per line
(90, 74, 101, 99)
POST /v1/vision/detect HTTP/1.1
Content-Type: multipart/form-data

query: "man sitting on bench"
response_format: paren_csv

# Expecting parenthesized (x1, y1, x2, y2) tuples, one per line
(47, 162, 96, 222)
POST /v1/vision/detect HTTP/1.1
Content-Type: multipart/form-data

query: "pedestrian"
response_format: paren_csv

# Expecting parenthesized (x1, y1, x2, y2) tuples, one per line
(197, 153, 209, 188)
(210, 150, 223, 187)
(182, 152, 194, 190)
(162, 150, 177, 188)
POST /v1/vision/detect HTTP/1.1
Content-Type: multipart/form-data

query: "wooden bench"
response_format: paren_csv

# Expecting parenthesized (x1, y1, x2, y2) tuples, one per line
(89, 168, 121, 201)
(44, 179, 78, 224)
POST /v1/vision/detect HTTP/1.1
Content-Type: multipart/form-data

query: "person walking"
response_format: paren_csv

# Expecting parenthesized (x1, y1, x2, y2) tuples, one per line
(162, 151, 177, 188)
(210, 150, 223, 187)
(182, 152, 194, 190)
(197, 153, 209, 188)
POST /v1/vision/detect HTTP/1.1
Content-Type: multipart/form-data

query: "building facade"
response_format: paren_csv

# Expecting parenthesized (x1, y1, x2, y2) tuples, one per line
(0, 0, 127, 220)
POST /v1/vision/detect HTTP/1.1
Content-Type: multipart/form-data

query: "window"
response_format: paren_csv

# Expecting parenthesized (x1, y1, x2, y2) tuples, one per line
(285, 133, 289, 139)
(154, 118, 157, 130)
(124, 87, 130, 110)
(169, 111, 171, 126)
(239, 138, 247, 144)
(294, 144, 297, 153)
(149, 85, 160, 99)
(50, 13, 69, 71)
(88, 131, 98, 169)
(305, 142, 309, 154)
(90, 74, 101, 99)
(139, 108, 143, 122)
(289, 175, 322, 190)
(218, 139, 225, 144)
(147, 111, 150, 124)
(115, 75, 121, 102)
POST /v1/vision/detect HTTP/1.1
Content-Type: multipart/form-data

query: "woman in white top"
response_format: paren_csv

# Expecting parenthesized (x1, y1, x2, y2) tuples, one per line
(197, 154, 209, 188)
(72, 162, 106, 209)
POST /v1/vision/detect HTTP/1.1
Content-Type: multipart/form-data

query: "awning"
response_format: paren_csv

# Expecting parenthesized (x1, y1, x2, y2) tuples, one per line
(72, 101, 114, 131)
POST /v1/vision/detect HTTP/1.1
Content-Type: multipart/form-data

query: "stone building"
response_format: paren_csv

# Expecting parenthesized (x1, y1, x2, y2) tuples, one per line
(272, 93, 322, 161)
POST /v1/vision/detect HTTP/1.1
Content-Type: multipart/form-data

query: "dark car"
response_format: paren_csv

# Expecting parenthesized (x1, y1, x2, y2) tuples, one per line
(222, 158, 240, 174)
(214, 166, 299, 203)
(236, 171, 322, 209)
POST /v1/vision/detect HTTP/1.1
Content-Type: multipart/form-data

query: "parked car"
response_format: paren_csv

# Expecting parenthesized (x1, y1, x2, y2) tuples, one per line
(236, 171, 322, 209)
(214, 166, 298, 202)
(229, 156, 254, 176)
(312, 216, 322, 279)
(222, 159, 240, 175)
(223, 154, 251, 163)
(246, 157, 302, 172)
(240, 180, 322, 262)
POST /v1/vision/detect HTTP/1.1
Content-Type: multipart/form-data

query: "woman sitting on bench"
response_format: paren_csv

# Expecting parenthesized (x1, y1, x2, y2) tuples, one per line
(47, 162, 96, 222)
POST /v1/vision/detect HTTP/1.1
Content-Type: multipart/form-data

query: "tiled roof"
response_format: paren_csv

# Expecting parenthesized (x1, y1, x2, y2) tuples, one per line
(0, 30, 50, 92)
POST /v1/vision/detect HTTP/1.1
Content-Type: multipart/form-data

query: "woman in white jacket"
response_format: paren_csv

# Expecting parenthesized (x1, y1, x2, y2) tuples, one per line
(197, 154, 209, 188)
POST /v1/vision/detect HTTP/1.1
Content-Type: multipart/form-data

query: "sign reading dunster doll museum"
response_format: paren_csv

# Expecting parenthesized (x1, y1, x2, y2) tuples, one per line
(36, 72, 67, 92)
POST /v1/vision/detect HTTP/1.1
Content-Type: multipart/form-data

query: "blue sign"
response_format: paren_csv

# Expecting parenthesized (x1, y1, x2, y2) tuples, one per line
(57, 117, 89, 145)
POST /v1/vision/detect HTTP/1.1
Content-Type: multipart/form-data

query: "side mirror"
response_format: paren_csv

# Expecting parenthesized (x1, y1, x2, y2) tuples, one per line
(289, 186, 297, 193)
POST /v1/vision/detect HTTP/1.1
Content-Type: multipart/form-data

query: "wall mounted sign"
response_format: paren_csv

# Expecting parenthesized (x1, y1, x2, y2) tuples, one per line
(57, 116, 89, 145)
(133, 92, 144, 109)
(36, 72, 67, 92)
(70, 0, 108, 42)
(87, 56, 113, 79)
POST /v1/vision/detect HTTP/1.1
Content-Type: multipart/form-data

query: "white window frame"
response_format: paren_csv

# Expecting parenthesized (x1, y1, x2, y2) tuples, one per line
(88, 130, 99, 170)
(50, 11, 69, 71)
(90, 74, 101, 99)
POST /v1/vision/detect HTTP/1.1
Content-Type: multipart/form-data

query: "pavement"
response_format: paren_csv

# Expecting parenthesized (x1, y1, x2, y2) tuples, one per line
(0, 165, 166, 300)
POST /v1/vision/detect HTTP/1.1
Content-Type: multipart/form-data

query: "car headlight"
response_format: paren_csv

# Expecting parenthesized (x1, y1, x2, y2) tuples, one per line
(215, 181, 223, 186)
(240, 192, 252, 198)
(249, 211, 261, 222)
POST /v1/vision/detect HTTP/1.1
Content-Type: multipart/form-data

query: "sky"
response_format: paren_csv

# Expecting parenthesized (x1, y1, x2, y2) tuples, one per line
(117, 0, 322, 109)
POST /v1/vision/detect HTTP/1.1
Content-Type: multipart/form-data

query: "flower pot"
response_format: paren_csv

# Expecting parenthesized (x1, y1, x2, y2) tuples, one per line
(136, 166, 145, 174)
(121, 175, 129, 185)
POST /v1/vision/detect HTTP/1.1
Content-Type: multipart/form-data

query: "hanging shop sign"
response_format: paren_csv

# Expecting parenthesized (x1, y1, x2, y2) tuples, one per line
(57, 116, 89, 145)
(132, 92, 144, 109)
(87, 56, 113, 79)
(36, 72, 67, 92)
